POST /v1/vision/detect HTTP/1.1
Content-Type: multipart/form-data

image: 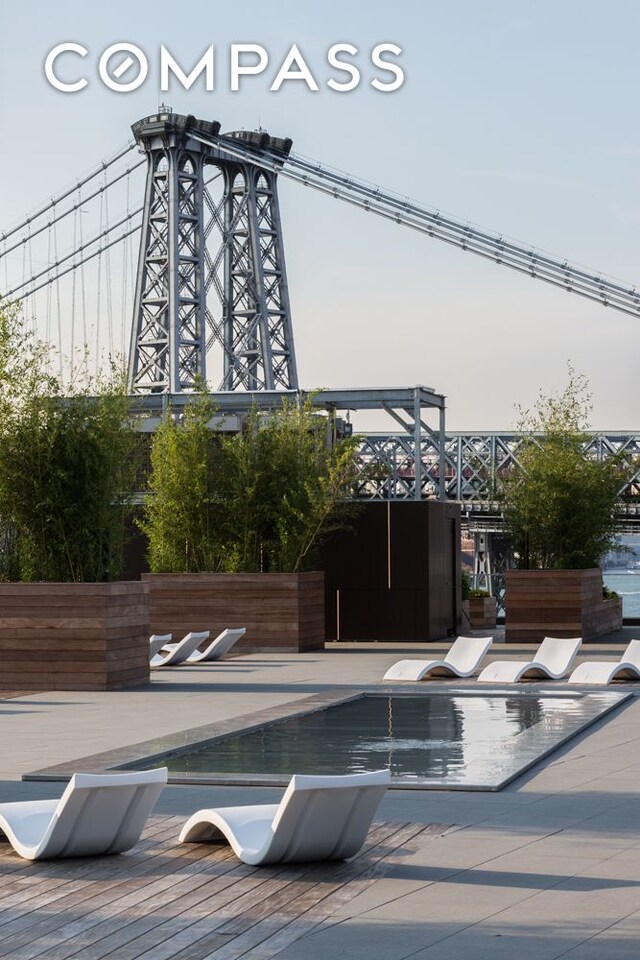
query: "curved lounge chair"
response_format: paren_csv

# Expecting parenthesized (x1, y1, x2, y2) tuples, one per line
(150, 631, 210, 668)
(184, 627, 246, 663)
(0, 768, 167, 860)
(477, 636, 582, 683)
(383, 636, 494, 681)
(149, 634, 172, 659)
(179, 769, 391, 865)
(568, 639, 640, 684)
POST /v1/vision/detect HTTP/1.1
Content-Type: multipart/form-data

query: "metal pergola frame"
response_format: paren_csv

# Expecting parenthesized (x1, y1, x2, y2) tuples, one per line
(130, 384, 448, 502)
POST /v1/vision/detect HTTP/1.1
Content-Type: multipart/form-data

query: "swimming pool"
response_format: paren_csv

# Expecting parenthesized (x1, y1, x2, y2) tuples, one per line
(129, 689, 629, 791)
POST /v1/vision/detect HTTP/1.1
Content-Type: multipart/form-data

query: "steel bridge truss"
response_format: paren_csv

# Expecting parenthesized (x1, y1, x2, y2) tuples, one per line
(128, 112, 298, 394)
(354, 430, 640, 506)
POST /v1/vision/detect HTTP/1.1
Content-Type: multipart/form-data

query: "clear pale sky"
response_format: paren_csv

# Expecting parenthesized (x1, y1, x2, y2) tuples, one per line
(0, 0, 637, 430)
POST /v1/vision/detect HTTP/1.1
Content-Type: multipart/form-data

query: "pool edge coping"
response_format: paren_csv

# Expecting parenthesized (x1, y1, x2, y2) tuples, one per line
(23, 684, 634, 792)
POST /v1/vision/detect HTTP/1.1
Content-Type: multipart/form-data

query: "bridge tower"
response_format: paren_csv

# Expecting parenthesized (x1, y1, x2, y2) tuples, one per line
(128, 110, 298, 394)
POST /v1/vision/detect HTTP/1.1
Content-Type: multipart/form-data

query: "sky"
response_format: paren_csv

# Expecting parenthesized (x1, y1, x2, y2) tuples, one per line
(0, 0, 638, 430)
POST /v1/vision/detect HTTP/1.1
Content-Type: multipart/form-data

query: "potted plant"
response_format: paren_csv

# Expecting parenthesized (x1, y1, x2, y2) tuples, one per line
(500, 367, 628, 642)
(140, 392, 359, 652)
(461, 573, 497, 629)
(0, 305, 147, 690)
(464, 589, 497, 630)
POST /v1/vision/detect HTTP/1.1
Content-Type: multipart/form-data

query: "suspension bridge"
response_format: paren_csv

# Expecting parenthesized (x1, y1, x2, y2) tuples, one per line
(1, 107, 638, 593)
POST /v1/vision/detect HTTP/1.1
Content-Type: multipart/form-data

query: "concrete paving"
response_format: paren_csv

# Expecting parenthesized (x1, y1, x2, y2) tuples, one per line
(1, 628, 640, 958)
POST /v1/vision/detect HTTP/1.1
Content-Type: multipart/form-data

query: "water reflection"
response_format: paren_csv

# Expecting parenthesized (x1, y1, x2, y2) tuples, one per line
(163, 694, 579, 783)
(505, 696, 544, 733)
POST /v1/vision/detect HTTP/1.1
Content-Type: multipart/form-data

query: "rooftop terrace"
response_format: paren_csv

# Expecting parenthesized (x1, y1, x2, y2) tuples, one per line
(2, 630, 640, 958)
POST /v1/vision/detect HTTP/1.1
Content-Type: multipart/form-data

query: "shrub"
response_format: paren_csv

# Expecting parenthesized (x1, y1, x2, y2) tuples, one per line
(501, 367, 627, 570)
(141, 393, 360, 574)
(0, 305, 139, 582)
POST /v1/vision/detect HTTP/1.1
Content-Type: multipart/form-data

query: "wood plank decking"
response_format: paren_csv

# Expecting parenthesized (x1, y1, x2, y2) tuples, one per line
(0, 816, 447, 960)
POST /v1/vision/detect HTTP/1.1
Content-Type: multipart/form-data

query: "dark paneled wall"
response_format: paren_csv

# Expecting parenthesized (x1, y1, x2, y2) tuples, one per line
(320, 501, 461, 642)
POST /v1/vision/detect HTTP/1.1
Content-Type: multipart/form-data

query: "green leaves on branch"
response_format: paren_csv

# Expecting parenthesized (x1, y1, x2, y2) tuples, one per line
(139, 391, 223, 574)
(0, 305, 140, 582)
(141, 394, 360, 574)
(501, 366, 628, 570)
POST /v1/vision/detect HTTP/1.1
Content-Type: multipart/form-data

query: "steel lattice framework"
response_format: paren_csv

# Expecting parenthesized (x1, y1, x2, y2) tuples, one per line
(126, 109, 640, 396)
(128, 112, 298, 394)
(6, 110, 639, 400)
(354, 430, 640, 511)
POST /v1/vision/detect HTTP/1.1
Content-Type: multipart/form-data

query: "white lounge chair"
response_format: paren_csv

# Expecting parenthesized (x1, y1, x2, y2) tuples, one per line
(383, 636, 494, 681)
(477, 636, 582, 683)
(150, 631, 210, 667)
(149, 634, 172, 659)
(0, 768, 167, 861)
(179, 769, 391, 865)
(183, 627, 246, 663)
(568, 639, 640, 684)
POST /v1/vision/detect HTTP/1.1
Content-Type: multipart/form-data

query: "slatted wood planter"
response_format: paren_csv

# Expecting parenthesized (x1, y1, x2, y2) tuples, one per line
(0, 581, 149, 690)
(505, 568, 623, 643)
(462, 596, 497, 629)
(144, 571, 325, 653)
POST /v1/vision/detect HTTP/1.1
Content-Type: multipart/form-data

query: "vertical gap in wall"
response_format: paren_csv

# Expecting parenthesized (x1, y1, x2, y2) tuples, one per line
(387, 502, 392, 590)
(336, 589, 340, 641)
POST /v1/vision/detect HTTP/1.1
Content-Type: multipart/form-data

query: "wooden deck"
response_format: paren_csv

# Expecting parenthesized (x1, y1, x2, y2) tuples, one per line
(0, 816, 447, 959)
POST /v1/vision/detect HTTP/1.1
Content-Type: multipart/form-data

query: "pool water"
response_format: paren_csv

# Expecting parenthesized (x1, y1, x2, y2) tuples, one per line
(152, 693, 598, 788)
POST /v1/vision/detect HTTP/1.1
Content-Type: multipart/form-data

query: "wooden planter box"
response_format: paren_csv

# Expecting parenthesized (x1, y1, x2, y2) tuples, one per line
(0, 581, 149, 691)
(462, 597, 497, 629)
(505, 569, 623, 643)
(143, 572, 325, 653)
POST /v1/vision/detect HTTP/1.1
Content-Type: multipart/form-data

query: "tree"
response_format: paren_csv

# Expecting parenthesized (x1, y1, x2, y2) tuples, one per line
(501, 367, 625, 570)
(141, 394, 360, 574)
(219, 400, 360, 573)
(138, 391, 227, 573)
(0, 304, 140, 582)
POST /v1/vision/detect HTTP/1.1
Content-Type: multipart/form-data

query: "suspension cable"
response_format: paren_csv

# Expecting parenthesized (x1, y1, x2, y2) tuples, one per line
(190, 131, 640, 320)
(0, 159, 145, 262)
(0, 141, 138, 244)
(5, 224, 141, 301)
(2, 208, 143, 299)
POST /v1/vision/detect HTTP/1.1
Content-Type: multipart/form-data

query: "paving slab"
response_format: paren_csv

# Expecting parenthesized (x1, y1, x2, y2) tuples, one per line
(1, 641, 640, 958)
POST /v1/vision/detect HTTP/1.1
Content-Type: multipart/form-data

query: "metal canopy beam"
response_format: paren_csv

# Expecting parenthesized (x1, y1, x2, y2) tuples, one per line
(129, 384, 445, 414)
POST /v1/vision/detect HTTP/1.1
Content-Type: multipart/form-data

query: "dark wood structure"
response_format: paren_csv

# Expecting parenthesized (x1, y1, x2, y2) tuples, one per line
(320, 501, 460, 642)
(0, 582, 149, 690)
(505, 569, 624, 643)
(144, 572, 325, 653)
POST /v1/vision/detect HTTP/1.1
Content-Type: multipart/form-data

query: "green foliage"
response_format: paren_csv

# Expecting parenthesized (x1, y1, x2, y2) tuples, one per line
(501, 366, 626, 570)
(0, 305, 140, 582)
(138, 390, 226, 573)
(141, 394, 360, 574)
(468, 588, 491, 599)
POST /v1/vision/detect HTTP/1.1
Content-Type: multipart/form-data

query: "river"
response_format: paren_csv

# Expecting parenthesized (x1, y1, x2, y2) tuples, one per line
(602, 572, 640, 619)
